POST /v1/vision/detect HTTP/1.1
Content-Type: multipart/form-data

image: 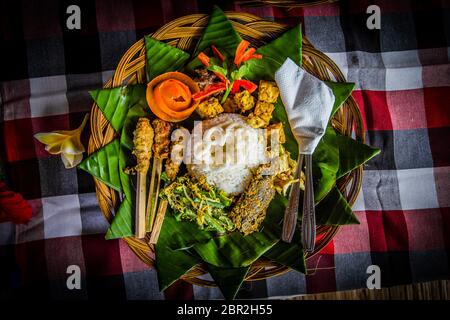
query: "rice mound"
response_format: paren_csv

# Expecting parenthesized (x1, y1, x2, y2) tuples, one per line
(187, 113, 268, 195)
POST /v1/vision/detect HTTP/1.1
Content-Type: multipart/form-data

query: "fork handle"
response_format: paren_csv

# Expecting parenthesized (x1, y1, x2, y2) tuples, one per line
(301, 154, 316, 252)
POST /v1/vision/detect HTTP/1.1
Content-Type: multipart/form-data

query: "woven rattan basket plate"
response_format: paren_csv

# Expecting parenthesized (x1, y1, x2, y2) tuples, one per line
(88, 12, 364, 286)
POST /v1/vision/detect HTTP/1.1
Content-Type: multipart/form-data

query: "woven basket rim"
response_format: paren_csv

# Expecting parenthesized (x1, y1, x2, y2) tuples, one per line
(88, 11, 364, 286)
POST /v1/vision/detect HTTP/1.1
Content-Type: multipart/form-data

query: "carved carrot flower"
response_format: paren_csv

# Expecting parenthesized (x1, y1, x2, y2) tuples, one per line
(34, 114, 89, 168)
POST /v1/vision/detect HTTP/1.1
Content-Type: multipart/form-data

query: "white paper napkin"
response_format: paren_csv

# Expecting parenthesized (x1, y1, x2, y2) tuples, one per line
(275, 58, 335, 154)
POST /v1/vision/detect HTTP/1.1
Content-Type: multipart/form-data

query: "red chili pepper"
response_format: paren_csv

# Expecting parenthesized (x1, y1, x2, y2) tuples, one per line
(198, 52, 210, 67)
(231, 79, 257, 94)
(213, 71, 228, 84)
(211, 45, 225, 62)
(234, 40, 250, 67)
(249, 53, 262, 60)
(238, 48, 256, 64)
(192, 83, 227, 101)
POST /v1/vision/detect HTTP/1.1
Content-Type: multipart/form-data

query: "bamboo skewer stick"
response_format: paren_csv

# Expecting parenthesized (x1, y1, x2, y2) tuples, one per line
(149, 199, 168, 244)
(135, 170, 147, 238)
(146, 158, 162, 232)
(146, 159, 158, 232)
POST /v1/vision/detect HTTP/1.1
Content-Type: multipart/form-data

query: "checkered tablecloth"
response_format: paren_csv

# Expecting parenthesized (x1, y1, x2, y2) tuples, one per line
(1, 0, 449, 299)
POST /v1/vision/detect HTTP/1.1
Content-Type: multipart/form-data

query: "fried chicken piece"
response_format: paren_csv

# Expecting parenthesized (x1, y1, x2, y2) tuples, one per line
(196, 97, 224, 119)
(152, 119, 172, 159)
(132, 117, 154, 173)
(229, 172, 275, 235)
(234, 90, 255, 113)
(246, 101, 275, 128)
(258, 80, 279, 103)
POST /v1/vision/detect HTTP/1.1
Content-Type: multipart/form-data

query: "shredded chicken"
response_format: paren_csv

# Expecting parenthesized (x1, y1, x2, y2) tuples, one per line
(164, 132, 185, 181)
(257, 123, 300, 195)
(194, 68, 218, 90)
(152, 119, 172, 159)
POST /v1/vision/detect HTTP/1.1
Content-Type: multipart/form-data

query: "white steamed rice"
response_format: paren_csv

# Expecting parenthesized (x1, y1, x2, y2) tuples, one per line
(187, 113, 268, 195)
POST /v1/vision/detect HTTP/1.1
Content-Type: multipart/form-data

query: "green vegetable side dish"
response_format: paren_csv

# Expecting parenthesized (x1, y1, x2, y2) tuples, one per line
(161, 175, 235, 234)
(79, 6, 380, 300)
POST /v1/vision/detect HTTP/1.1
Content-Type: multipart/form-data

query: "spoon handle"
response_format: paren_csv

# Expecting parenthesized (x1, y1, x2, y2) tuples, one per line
(282, 153, 304, 243)
(301, 154, 316, 252)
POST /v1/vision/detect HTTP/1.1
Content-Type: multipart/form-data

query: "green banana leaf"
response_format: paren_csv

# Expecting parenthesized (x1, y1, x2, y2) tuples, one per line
(89, 84, 146, 133)
(194, 6, 242, 57)
(327, 81, 356, 117)
(78, 139, 122, 192)
(190, 193, 287, 268)
(335, 134, 380, 179)
(145, 36, 190, 82)
(162, 212, 214, 251)
(264, 237, 306, 274)
(207, 264, 250, 300)
(245, 24, 302, 82)
(311, 126, 340, 203)
(316, 186, 359, 225)
(264, 241, 305, 273)
(193, 226, 278, 268)
(156, 214, 201, 291)
(105, 197, 134, 239)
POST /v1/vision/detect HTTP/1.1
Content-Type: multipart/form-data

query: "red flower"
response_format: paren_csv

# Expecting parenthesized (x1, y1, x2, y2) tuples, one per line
(0, 181, 32, 224)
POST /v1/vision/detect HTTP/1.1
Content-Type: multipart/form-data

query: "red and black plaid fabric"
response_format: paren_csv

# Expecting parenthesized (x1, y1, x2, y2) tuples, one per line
(1, 0, 449, 299)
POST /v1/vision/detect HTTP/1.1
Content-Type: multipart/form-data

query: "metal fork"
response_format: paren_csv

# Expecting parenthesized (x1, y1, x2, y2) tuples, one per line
(282, 153, 303, 243)
(281, 153, 316, 252)
(301, 154, 315, 252)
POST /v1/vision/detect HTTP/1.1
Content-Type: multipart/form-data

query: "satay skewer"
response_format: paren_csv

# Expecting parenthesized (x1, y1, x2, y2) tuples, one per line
(149, 134, 184, 244)
(146, 119, 172, 232)
(147, 158, 162, 232)
(132, 118, 154, 238)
